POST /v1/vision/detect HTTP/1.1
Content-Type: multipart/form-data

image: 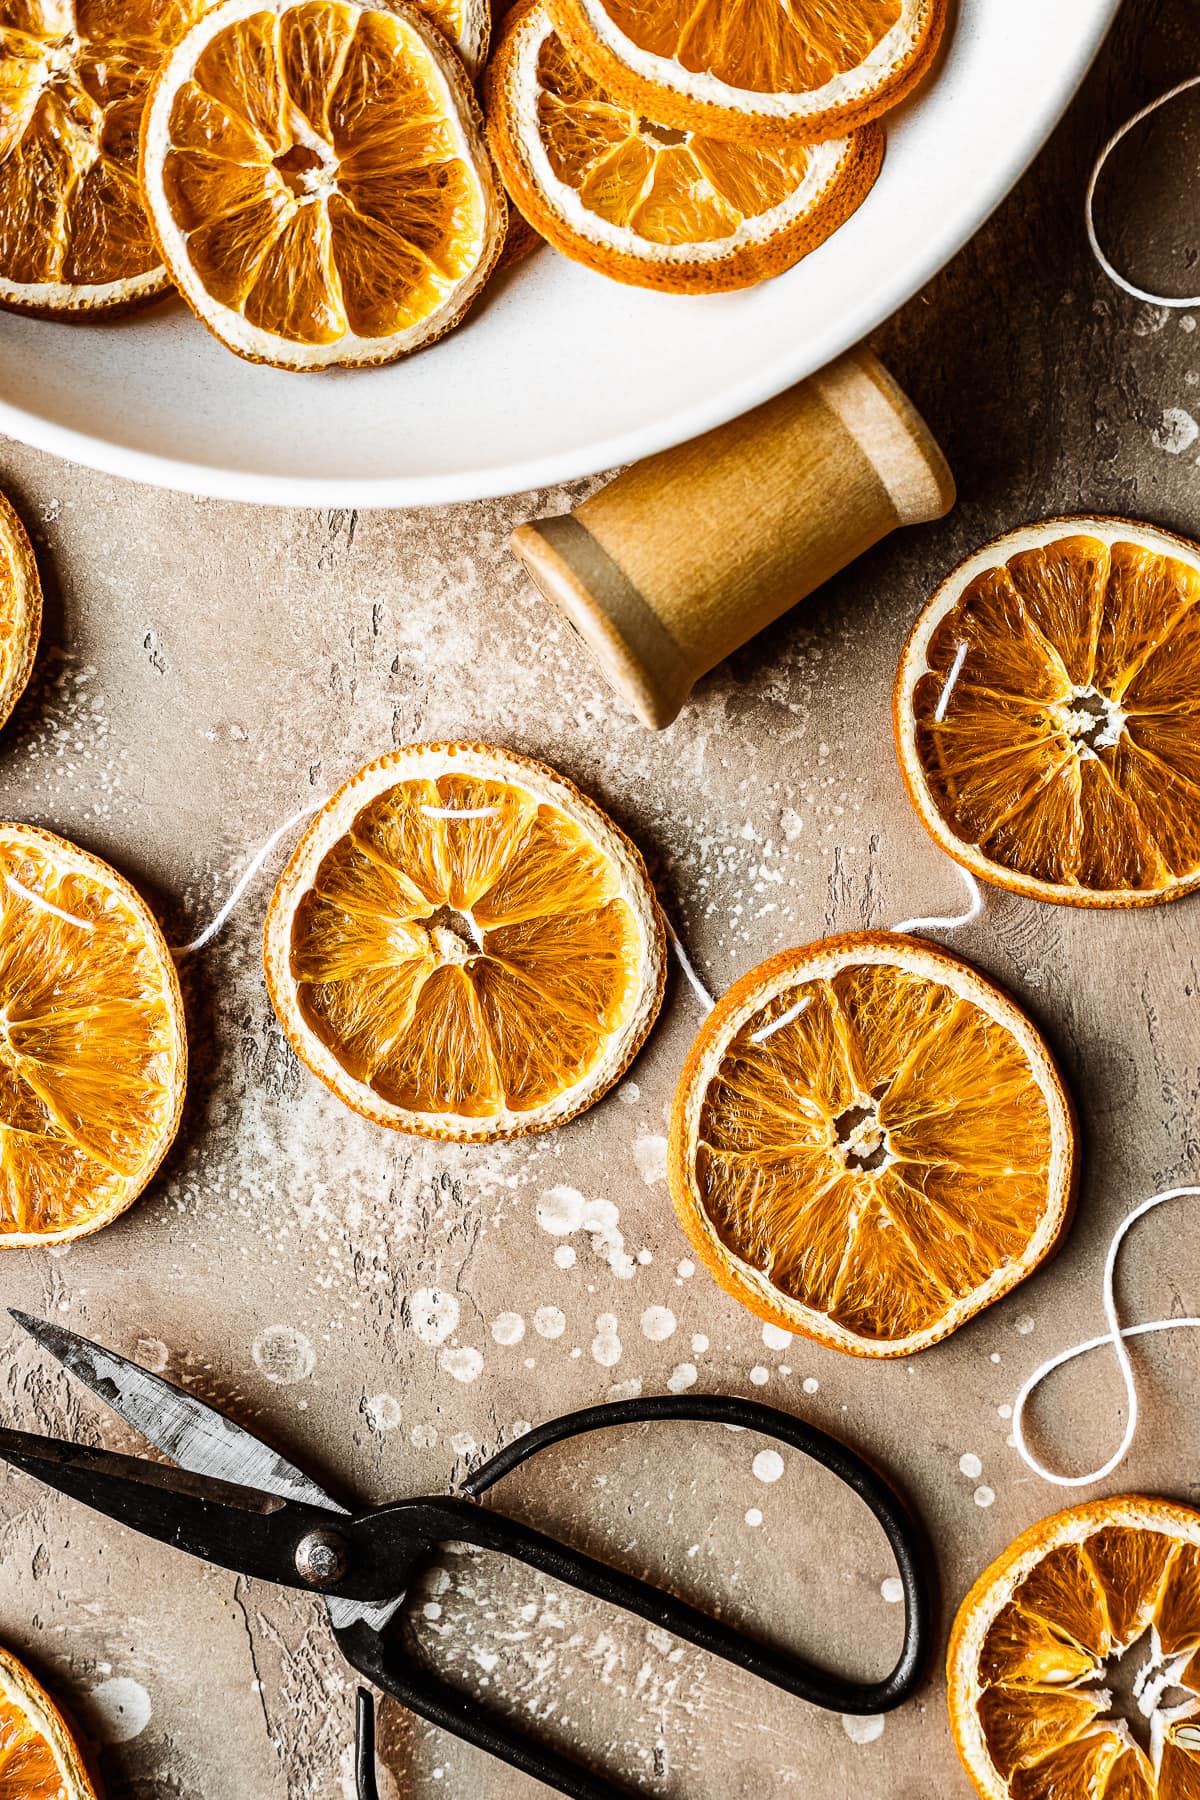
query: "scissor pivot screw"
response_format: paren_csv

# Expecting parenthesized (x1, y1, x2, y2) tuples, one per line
(295, 1528, 350, 1587)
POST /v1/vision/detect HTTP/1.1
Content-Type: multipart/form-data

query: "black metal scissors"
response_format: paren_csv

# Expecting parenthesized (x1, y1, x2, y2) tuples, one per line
(0, 1310, 931, 1798)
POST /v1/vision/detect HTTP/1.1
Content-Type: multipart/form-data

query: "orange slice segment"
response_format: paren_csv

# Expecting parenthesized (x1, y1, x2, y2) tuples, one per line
(948, 1496, 1200, 1800)
(264, 742, 665, 1140)
(894, 517, 1200, 906)
(0, 0, 211, 314)
(542, 0, 945, 145)
(140, 0, 505, 369)
(484, 3, 882, 294)
(0, 1643, 100, 1799)
(0, 492, 40, 734)
(0, 824, 186, 1247)
(667, 931, 1075, 1357)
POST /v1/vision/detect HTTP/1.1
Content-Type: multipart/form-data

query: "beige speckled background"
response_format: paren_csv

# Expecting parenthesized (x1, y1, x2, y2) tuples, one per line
(4, 0, 1200, 1793)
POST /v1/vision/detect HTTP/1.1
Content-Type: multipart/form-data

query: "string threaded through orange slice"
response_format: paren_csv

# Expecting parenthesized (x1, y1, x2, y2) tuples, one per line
(668, 932, 1076, 1357)
(0, 824, 186, 1247)
(264, 743, 666, 1140)
(543, 0, 946, 146)
(0, 1642, 100, 1800)
(484, 2, 882, 294)
(0, 0, 212, 315)
(895, 517, 1200, 907)
(948, 1495, 1200, 1799)
(140, 0, 506, 370)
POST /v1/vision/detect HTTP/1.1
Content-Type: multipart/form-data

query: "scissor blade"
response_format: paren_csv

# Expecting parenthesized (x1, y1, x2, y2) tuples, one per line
(0, 1425, 345, 1590)
(8, 1310, 341, 1511)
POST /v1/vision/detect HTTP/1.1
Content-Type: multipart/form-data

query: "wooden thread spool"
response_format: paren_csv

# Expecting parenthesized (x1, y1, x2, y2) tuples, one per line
(510, 348, 955, 729)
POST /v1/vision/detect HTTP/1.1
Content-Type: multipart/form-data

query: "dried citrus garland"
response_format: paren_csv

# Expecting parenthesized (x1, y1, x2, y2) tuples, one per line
(668, 932, 1076, 1356)
(264, 743, 665, 1140)
(895, 517, 1200, 906)
(949, 1495, 1200, 1800)
(0, 823, 186, 1248)
(0, 1643, 100, 1800)
(484, 2, 883, 294)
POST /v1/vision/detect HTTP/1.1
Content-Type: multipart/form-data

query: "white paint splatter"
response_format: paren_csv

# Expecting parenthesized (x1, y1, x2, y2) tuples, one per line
(691, 1334, 709, 1354)
(1154, 406, 1200, 453)
(592, 1313, 622, 1367)
(88, 1678, 152, 1744)
(640, 1305, 676, 1342)
(802, 1377, 819, 1395)
(989, 1352, 1001, 1364)
(135, 1338, 169, 1374)
(411, 1424, 437, 1448)
(749, 1366, 769, 1387)
(841, 1714, 885, 1745)
(974, 1485, 996, 1509)
(608, 1377, 643, 1401)
(553, 1245, 576, 1269)
(881, 1577, 904, 1604)
(537, 1186, 584, 1235)
(762, 1324, 792, 1350)
(440, 1346, 484, 1384)
(491, 1312, 525, 1346)
(534, 1305, 566, 1339)
(618, 1081, 640, 1104)
(1015, 1315, 1035, 1336)
(745, 1508, 763, 1528)
(998, 1403, 1013, 1420)
(364, 1393, 401, 1432)
(752, 1450, 785, 1485)
(251, 1326, 315, 1386)
(677, 1260, 695, 1278)
(633, 1134, 668, 1185)
(450, 1432, 476, 1457)
(959, 1452, 982, 1479)
(667, 1362, 697, 1393)
(407, 1287, 460, 1347)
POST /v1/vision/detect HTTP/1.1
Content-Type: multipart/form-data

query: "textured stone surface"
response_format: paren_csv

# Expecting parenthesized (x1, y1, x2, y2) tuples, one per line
(2, 0, 1200, 1793)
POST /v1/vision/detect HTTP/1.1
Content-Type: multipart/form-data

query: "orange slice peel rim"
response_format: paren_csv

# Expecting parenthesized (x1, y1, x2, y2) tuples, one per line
(0, 492, 41, 736)
(0, 1640, 102, 1799)
(263, 741, 667, 1141)
(668, 930, 1077, 1358)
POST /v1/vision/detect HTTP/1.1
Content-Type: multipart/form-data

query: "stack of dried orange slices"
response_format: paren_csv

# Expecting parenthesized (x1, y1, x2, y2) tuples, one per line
(484, 0, 945, 292)
(0, 0, 946, 362)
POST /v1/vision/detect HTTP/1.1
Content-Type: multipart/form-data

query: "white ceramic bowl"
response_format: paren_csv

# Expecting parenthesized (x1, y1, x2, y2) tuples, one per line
(0, 0, 1119, 507)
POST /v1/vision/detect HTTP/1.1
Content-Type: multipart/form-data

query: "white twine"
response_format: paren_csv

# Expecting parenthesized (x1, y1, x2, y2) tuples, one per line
(1013, 1185, 1200, 1488)
(665, 917, 716, 1013)
(172, 802, 323, 957)
(1085, 75, 1200, 308)
(891, 864, 985, 937)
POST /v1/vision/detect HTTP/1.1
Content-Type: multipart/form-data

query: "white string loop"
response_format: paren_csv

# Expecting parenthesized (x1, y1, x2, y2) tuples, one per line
(1013, 1185, 1200, 1488)
(892, 864, 985, 937)
(172, 801, 323, 957)
(1085, 75, 1200, 309)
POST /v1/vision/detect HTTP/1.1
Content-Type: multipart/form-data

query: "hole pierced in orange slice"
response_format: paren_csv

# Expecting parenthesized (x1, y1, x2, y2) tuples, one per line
(948, 1496, 1200, 1800)
(895, 517, 1200, 906)
(668, 931, 1076, 1357)
(264, 742, 666, 1140)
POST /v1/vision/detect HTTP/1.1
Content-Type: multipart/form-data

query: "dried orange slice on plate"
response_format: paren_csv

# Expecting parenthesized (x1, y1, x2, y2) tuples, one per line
(264, 743, 665, 1140)
(0, 824, 186, 1248)
(544, 0, 946, 146)
(485, 3, 882, 293)
(948, 1494, 1200, 1799)
(0, 493, 40, 733)
(0, 1642, 99, 1799)
(0, 0, 210, 315)
(895, 517, 1200, 907)
(668, 932, 1075, 1357)
(140, 0, 505, 369)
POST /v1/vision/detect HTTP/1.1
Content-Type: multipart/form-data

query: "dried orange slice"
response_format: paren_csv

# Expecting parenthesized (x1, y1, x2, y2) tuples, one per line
(544, 0, 945, 146)
(0, 493, 41, 733)
(0, 1643, 99, 1799)
(484, 3, 882, 293)
(264, 743, 665, 1140)
(0, 824, 186, 1248)
(668, 932, 1075, 1357)
(140, 0, 506, 370)
(419, 0, 488, 71)
(0, 0, 210, 316)
(948, 1494, 1200, 1799)
(895, 517, 1200, 907)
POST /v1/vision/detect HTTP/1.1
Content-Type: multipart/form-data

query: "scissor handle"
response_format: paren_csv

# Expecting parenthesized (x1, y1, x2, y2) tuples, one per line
(338, 1394, 930, 1799)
